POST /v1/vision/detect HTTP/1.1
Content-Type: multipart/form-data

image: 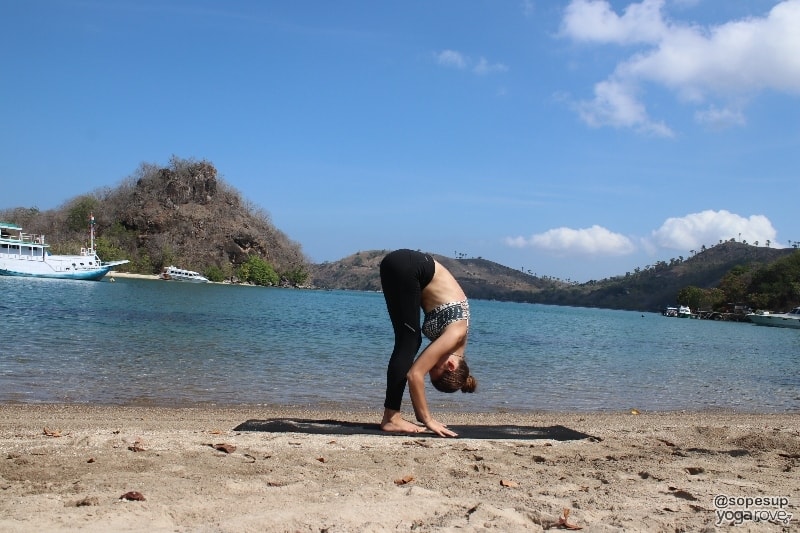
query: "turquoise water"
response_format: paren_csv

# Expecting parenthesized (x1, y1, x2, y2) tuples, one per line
(1, 276, 798, 412)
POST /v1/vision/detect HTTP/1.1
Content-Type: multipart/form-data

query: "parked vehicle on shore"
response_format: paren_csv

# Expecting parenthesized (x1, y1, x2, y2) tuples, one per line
(160, 265, 209, 283)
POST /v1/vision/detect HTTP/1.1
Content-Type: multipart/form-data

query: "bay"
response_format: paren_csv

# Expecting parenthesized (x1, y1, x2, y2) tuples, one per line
(1, 276, 798, 413)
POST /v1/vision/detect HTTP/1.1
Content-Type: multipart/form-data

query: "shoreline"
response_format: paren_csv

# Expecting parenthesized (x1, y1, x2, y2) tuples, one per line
(1, 405, 797, 531)
(106, 271, 159, 280)
(107, 271, 250, 287)
(3, 400, 798, 415)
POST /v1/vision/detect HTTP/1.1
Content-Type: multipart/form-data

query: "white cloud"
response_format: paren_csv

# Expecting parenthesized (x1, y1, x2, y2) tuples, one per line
(561, 0, 800, 134)
(561, 0, 668, 45)
(694, 106, 746, 129)
(506, 225, 636, 255)
(434, 49, 508, 75)
(506, 210, 780, 260)
(576, 79, 674, 136)
(521, 0, 536, 18)
(650, 210, 778, 250)
(435, 49, 467, 69)
(473, 57, 509, 75)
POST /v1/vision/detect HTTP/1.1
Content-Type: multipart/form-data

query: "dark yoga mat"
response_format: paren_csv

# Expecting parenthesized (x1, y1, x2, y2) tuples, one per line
(233, 418, 598, 441)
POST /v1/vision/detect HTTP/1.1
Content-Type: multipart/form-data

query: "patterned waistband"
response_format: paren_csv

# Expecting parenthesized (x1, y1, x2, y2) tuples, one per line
(422, 299, 470, 341)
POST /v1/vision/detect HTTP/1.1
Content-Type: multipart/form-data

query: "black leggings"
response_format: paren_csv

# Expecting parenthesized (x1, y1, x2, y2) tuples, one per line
(379, 249, 435, 410)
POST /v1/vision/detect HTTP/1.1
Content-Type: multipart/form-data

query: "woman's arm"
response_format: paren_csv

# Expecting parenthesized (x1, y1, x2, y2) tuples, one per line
(406, 322, 467, 437)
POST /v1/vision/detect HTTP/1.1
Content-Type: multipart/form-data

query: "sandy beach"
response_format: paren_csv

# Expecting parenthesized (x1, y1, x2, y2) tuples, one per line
(1, 405, 797, 532)
(106, 272, 160, 281)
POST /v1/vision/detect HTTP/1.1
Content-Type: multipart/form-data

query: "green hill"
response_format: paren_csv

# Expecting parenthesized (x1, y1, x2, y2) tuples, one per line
(532, 242, 795, 311)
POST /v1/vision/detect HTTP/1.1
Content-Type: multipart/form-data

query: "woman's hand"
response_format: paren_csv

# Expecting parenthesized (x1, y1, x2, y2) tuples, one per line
(423, 417, 458, 438)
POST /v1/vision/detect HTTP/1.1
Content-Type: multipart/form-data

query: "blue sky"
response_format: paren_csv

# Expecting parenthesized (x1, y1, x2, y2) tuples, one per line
(2, 0, 798, 282)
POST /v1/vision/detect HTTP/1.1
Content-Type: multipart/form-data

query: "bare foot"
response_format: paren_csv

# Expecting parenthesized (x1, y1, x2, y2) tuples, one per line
(380, 410, 422, 433)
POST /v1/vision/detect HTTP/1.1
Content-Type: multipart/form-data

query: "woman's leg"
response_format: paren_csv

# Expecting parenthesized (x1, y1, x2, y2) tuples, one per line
(379, 250, 423, 412)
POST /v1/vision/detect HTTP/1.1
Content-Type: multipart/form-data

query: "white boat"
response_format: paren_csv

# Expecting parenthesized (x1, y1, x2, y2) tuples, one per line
(160, 265, 209, 283)
(0, 219, 128, 281)
(746, 307, 800, 329)
(663, 305, 696, 318)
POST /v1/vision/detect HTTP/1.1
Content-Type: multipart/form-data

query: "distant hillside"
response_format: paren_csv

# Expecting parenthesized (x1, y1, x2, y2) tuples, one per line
(0, 157, 308, 281)
(534, 241, 795, 311)
(309, 250, 567, 298)
(309, 243, 795, 312)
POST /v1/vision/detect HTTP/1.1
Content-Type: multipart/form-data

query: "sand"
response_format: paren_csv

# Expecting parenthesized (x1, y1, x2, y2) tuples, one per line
(106, 272, 160, 280)
(1, 405, 798, 532)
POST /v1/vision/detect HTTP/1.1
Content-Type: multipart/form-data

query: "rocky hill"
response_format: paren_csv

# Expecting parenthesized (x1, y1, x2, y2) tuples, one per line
(0, 157, 308, 281)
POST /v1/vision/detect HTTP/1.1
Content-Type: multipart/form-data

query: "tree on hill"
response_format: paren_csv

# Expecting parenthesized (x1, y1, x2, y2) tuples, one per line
(678, 250, 800, 312)
(717, 265, 753, 305)
(744, 250, 800, 310)
(676, 285, 726, 312)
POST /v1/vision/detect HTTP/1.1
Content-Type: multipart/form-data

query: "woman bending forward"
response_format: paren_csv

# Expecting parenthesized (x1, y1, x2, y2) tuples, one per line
(379, 249, 477, 437)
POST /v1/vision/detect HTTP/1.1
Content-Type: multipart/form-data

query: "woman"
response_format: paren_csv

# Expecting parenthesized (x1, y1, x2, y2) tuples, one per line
(379, 249, 477, 437)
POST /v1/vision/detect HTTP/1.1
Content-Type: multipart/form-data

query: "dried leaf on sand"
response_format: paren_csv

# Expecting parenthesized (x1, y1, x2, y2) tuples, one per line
(552, 508, 582, 530)
(211, 443, 236, 454)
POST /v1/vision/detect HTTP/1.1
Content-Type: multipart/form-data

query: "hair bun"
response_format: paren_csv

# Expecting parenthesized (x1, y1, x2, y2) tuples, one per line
(461, 375, 477, 393)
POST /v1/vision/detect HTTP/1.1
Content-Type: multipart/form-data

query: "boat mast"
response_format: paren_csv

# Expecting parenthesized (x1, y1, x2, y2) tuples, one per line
(89, 213, 95, 254)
